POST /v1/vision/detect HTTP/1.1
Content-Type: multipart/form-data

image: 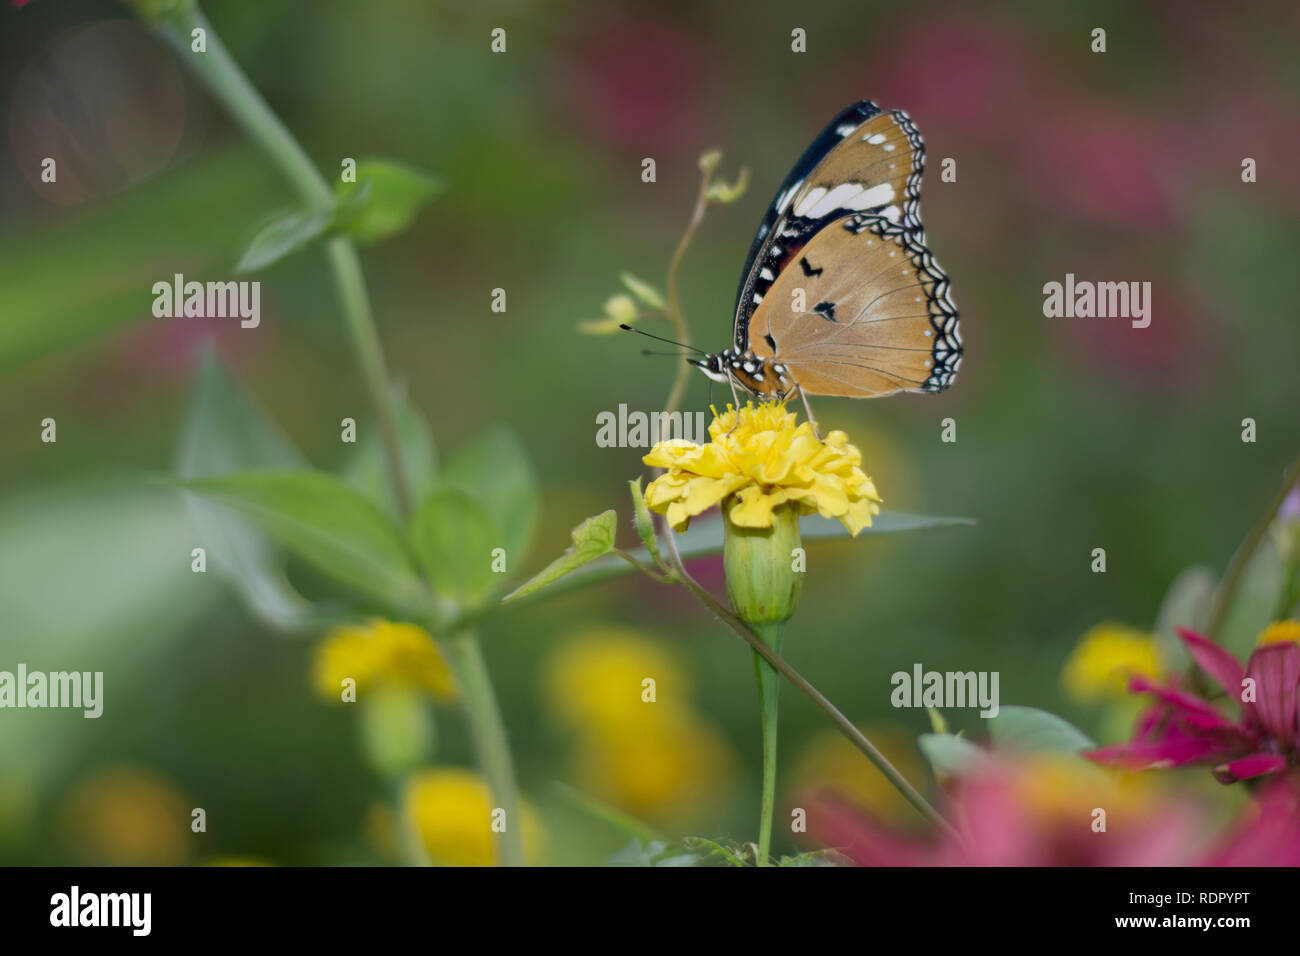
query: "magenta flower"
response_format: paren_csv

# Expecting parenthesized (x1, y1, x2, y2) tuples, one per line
(1202, 778, 1300, 866)
(805, 756, 1199, 866)
(1086, 626, 1300, 783)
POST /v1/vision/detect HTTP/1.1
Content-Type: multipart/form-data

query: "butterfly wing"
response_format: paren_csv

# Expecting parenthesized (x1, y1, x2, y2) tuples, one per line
(748, 213, 960, 398)
(733, 101, 927, 353)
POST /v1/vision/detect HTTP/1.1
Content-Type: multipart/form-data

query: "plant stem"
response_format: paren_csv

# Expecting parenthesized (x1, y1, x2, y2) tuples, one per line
(1207, 454, 1300, 640)
(148, 2, 524, 863)
(661, 167, 710, 419)
(751, 620, 782, 866)
(149, 3, 412, 518)
(447, 631, 526, 866)
(659, 528, 958, 839)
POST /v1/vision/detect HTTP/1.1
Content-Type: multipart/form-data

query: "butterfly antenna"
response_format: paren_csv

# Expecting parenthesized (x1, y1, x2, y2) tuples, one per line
(619, 324, 706, 355)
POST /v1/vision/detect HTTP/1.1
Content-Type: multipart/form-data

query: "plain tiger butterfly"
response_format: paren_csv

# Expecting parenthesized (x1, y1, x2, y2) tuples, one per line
(682, 101, 962, 421)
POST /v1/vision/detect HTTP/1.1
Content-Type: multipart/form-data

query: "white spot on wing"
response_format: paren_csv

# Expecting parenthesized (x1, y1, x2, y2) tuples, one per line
(775, 180, 803, 214)
(796, 181, 897, 218)
(863, 133, 887, 144)
(792, 186, 827, 217)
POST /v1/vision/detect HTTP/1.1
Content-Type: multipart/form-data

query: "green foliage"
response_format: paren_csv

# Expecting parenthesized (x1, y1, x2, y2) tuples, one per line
(607, 836, 840, 867)
(235, 207, 334, 273)
(335, 159, 442, 244)
(628, 478, 665, 571)
(988, 706, 1095, 753)
(918, 732, 987, 782)
(439, 426, 538, 562)
(341, 389, 439, 520)
(506, 510, 975, 607)
(618, 272, 666, 311)
(176, 471, 424, 610)
(410, 489, 501, 615)
(578, 293, 639, 334)
(502, 511, 617, 603)
(235, 158, 440, 272)
(178, 350, 317, 630)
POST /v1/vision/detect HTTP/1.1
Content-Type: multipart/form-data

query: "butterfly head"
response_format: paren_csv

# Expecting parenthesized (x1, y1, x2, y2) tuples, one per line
(690, 348, 796, 400)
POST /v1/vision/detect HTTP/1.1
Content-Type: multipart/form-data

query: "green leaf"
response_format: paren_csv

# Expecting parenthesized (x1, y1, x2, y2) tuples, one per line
(1153, 565, 1216, 669)
(619, 273, 666, 311)
(178, 351, 316, 630)
(988, 706, 1095, 753)
(502, 511, 617, 603)
(175, 471, 424, 610)
(235, 207, 333, 273)
(410, 489, 502, 613)
(0, 481, 216, 785)
(1216, 540, 1283, 660)
(501, 510, 975, 608)
(0, 151, 283, 369)
(341, 389, 438, 520)
(705, 166, 750, 204)
(918, 733, 988, 782)
(336, 159, 442, 244)
(440, 426, 538, 563)
(578, 293, 639, 334)
(628, 478, 664, 571)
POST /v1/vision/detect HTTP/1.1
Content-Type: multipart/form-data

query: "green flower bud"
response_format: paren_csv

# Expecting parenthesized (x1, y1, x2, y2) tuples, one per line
(360, 686, 435, 781)
(723, 503, 803, 626)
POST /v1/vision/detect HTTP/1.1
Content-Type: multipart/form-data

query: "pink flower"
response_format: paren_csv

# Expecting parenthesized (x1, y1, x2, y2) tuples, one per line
(806, 755, 1199, 866)
(1202, 778, 1300, 866)
(1086, 627, 1300, 783)
(807, 759, 1300, 866)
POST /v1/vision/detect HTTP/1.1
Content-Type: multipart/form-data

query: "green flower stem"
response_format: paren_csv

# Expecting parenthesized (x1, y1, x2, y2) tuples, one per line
(1207, 454, 1300, 640)
(661, 166, 710, 419)
(144, 2, 412, 518)
(446, 631, 525, 867)
(144, 2, 525, 865)
(659, 528, 959, 840)
(751, 620, 782, 866)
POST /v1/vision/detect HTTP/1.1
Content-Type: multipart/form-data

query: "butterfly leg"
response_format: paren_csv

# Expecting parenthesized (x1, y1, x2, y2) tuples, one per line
(797, 385, 824, 442)
(724, 374, 744, 436)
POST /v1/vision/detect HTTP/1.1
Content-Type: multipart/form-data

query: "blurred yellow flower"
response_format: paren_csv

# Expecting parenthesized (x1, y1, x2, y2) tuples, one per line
(788, 726, 928, 824)
(1257, 620, 1300, 645)
(572, 708, 732, 820)
(403, 768, 542, 866)
(313, 619, 457, 703)
(642, 401, 881, 535)
(542, 629, 734, 821)
(1016, 752, 1161, 822)
(542, 627, 689, 730)
(58, 765, 191, 866)
(1061, 622, 1162, 703)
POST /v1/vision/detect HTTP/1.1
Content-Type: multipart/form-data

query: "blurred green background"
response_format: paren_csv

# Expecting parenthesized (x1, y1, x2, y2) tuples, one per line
(1, 0, 1297, 864)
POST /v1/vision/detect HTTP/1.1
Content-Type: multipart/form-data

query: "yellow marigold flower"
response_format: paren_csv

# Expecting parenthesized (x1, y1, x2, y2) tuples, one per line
(541, 627, 689, 730)
(1257, 620, 1300, 645)
(403, 768, 542, 866)
(313, 619, 457, 703)
(1061, 623, 1162, 703)
(642, 401, 881, 536)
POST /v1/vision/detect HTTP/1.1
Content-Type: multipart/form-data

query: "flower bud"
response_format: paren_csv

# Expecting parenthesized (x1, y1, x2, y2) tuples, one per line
(724, 502, 803, 626)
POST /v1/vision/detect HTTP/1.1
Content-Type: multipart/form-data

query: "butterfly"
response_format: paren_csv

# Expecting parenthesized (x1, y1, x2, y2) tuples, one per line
(688, 100, 961, 421)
